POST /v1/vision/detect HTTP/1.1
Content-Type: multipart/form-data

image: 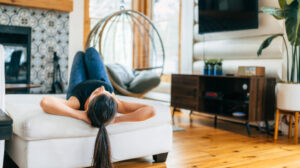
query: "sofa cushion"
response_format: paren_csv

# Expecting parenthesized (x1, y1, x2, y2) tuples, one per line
(5, 94, 171, 141)
(128, 71, 161, 93)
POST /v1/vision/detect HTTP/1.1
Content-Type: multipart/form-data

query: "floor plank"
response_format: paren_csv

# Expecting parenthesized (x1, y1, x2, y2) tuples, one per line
(114, 111, 300, 168)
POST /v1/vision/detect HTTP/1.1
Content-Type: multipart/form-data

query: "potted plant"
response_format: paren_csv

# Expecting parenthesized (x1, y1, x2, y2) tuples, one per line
(257, 0, 300, 112)
(203, 58, 219, 75)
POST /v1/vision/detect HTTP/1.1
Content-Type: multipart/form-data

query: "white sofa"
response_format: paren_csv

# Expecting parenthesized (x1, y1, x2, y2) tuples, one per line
(0, 44, 5, 168)
(5, 94, 172, 168)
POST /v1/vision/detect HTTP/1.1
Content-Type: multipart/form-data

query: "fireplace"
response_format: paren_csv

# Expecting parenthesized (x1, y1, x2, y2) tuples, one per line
(0, 25, 31, 84)
(0, 4, 69, 93)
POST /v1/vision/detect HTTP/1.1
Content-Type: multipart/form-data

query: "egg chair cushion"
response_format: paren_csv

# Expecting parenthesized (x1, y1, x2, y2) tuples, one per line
(106, 63, 135, 89)
(128, 71, 160, 93)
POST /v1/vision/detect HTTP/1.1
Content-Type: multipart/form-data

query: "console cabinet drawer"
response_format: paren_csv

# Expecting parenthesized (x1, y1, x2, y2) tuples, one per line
(171, 75, 198, 110)
(171, 96, 197, 110)
(172, 75, 198, 87)
(171, 85, 197, 98)
(171, 86, 198, 110)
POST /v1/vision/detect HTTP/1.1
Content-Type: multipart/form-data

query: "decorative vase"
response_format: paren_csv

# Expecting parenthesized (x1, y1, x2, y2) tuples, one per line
(208, 64, 214, 75)
(276, 83, 300, 111)
(214, 64, 222, 75)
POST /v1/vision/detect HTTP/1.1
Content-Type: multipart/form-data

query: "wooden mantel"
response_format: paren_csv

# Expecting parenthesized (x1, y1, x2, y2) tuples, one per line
(0, 0, 73, 12)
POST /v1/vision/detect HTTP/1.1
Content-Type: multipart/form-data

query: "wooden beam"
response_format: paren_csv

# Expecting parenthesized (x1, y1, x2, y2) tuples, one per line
(0, 0, 73, 12)
(178, 0, 182, 74)
(132, 0, 152, 69)
(161, 74, 171, 83)
(83, 0, 90, 50)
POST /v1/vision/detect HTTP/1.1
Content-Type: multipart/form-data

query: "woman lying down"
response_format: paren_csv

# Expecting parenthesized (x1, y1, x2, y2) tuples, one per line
(40, 47, 155, 168)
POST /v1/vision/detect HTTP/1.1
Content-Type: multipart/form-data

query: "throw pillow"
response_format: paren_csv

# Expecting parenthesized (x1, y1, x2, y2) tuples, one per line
(128, 71, 160, 93)
(106, 63, 135, 89)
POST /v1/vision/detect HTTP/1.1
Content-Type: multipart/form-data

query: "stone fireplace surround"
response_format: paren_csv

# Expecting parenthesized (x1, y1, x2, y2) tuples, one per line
(0, 4, 69, 93)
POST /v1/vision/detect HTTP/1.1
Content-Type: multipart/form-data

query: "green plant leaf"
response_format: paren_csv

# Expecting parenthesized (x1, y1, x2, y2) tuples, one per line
(261, 7, 285, 20)
(257, 34, 283, 56)
(285, 1, 300, 45)
(279, 0, 285, 9)
(287, 0, 295, 5)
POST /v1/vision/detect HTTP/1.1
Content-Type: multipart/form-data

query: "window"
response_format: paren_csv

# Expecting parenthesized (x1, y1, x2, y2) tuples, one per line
(89, 0, 133, 66)
(152, 0, 180, 74)
(88, 0, 180, 75)
(90, 0, 132, 28)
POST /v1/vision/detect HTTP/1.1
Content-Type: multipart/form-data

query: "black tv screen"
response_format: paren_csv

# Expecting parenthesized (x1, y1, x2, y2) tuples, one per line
(198, 0, 258, 34)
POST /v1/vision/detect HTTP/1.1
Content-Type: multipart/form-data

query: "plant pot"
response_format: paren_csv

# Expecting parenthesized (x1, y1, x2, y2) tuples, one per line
(276, 83, 300, 111)
(203, 64, 209, 75)
(208, 64, 214, 75)
(214, 64, 222, 75)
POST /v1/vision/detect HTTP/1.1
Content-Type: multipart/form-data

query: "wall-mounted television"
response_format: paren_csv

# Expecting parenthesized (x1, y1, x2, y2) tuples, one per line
(198, 0, 258, 34)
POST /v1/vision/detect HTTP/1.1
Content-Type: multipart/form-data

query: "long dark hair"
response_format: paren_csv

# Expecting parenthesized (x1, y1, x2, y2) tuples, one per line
(87, 94, 117, 168)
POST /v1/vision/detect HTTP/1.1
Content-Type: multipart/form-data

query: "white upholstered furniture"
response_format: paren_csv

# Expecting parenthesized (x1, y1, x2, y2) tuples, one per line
(0, 44, 5, 168)
(5, 94, 172, 168)
(0, 45, 4, 113)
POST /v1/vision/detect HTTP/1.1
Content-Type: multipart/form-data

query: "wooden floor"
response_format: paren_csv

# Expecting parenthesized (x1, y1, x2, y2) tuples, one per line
(114, 111, 300, 168)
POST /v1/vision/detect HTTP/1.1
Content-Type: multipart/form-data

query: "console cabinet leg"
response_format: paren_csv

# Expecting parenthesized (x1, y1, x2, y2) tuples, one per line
(214, 115, 217, 128)
(172, 107, 175, 117)
(265, 120, 270, 135)
(153, 153, 168, 163)
(189, 110, 193, 123)
(246, 122, 251, 137)
(172, 107, 176, 121)
(189, 110, 193, 117)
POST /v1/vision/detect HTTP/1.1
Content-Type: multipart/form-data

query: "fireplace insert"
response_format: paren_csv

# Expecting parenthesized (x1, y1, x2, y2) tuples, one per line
(0, 25, 31, 84)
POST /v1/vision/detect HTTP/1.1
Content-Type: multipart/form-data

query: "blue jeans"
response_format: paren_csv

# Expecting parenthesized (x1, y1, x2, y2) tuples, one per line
(66, 47, 113, 99)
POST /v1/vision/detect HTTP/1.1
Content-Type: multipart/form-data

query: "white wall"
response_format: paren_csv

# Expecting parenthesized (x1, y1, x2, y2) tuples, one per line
(181, 0, 285, 79)
(180, 0, 194, 74)
(69, 0, 84, 79)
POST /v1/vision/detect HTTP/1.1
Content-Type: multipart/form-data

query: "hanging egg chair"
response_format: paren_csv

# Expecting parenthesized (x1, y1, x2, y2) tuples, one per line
(86, 9, 165, 97)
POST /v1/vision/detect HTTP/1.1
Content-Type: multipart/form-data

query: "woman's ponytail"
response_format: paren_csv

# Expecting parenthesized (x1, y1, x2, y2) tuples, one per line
(92, 124, 113, 168)
(87, 94, 117, 168)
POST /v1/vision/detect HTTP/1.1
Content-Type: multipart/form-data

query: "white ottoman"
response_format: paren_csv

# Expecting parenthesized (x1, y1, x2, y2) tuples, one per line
(0, 140, 3, 168)
(5, 94, 172, 168)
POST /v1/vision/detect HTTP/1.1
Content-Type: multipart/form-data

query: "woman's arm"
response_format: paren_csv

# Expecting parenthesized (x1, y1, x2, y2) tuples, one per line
(111, 95, 155, 124)
(40, 96, 91, 124)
